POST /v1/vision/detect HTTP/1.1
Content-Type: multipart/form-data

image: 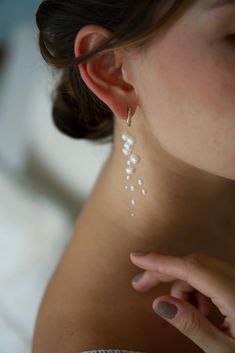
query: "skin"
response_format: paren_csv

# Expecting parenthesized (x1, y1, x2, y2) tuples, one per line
(32, 0, 235, 352)
(75, 0, 235, 249)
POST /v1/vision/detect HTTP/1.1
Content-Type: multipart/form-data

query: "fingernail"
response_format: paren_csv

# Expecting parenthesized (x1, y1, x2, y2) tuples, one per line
(131, 251, 150, 256)
(132, 272, 145, 283)
(154, 301, 178, 319)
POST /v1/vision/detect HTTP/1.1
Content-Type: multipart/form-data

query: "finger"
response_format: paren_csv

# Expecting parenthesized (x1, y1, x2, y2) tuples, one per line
(130, 252, 235, 316)
(152, 295, 235, 353)
(220, 316, 235, 339)
(170, 280, 213, 316)
(133, 272, 213, 317)
(132, 270, 213, 318)
(196, 291, 213, 317)
(171, 279, 195, 301)
(130, 252, 235, 279)
(132, 269, 193, 293)
(131, 270, 174, 292)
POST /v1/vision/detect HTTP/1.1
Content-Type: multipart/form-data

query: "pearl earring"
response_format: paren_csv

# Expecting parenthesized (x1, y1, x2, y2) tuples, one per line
(121, 107, 147, 217)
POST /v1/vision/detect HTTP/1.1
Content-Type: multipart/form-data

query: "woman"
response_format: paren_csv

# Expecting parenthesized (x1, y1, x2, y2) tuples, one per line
(33, 1, 235, 352)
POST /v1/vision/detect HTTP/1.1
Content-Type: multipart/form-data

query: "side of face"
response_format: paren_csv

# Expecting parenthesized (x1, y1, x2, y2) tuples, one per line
(127, 0, 235, 181)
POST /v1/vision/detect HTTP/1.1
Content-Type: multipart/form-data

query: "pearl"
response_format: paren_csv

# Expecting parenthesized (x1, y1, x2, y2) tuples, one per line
(126, 175, 132, 181)
(131, 213, 135, 217)
(122, 148, 131, 156)
(124, 142, 132, 150)
(131, 199, 136, 206)
(138, 178, 144, 186)
(130, 185, 135, 192)
(130, 153, 141, 164)
(126, 166, 136, 175)
(142, 188, 147, 196)
(121, 131, 129, 142)
(127, 136, 136, 146)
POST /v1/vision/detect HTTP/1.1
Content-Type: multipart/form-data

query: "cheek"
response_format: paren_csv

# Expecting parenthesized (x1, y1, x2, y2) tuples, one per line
(140, 27, 235, 180)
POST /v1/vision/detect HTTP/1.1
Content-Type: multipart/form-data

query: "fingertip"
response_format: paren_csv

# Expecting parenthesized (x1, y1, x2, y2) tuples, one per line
(153, 299, 179, 319)
(131, 281, 151, 292)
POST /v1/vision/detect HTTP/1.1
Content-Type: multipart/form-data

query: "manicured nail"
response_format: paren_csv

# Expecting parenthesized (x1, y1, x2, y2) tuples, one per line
(154, 301, 178, 319)
(132, 272, 145, 284)
(131, 251, 150, 256)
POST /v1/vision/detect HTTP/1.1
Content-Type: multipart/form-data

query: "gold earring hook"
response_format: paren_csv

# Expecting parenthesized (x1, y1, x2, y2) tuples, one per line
(127, 107, 133, 127)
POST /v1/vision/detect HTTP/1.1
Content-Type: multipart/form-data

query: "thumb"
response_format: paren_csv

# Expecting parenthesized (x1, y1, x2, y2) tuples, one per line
(153, 296, 233, 353)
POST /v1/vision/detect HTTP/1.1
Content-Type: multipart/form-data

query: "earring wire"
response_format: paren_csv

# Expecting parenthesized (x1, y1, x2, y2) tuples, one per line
(127, 107, 132, 127)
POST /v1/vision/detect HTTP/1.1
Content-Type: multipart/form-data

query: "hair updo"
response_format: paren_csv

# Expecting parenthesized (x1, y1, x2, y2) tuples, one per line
(36, 0, 191, 143)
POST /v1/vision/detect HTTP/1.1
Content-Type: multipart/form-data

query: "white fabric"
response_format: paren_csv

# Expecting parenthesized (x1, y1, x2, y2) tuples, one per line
(0, 169, 72, 353)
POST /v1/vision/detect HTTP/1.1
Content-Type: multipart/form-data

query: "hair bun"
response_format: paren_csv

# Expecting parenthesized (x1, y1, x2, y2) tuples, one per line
(52, 69, 114, 142)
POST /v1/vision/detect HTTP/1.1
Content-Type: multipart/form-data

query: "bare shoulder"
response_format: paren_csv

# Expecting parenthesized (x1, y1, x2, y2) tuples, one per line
(32, 204, 203, 353)
(31, 206, 147, 352)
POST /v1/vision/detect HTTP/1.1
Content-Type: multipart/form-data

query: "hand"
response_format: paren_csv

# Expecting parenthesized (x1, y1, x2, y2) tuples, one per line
(130, 251, 235, 353)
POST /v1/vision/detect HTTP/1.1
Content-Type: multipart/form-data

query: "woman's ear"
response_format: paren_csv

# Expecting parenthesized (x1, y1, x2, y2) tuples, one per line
(74, 24, 138, 120)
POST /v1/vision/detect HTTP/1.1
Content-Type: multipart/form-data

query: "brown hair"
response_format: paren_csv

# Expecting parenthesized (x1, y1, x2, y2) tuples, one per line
(36, 0, 192, 143)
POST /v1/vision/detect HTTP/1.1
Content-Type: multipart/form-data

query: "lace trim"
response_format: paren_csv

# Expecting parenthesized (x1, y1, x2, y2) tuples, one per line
(81, 350, 146, 353)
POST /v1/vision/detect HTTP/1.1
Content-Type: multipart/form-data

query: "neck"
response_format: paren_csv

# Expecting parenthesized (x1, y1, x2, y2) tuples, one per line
(95, 114, 235, 257)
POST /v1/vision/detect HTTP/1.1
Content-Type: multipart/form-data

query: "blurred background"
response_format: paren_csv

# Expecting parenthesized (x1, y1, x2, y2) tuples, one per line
(0, 1, 112, 352)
